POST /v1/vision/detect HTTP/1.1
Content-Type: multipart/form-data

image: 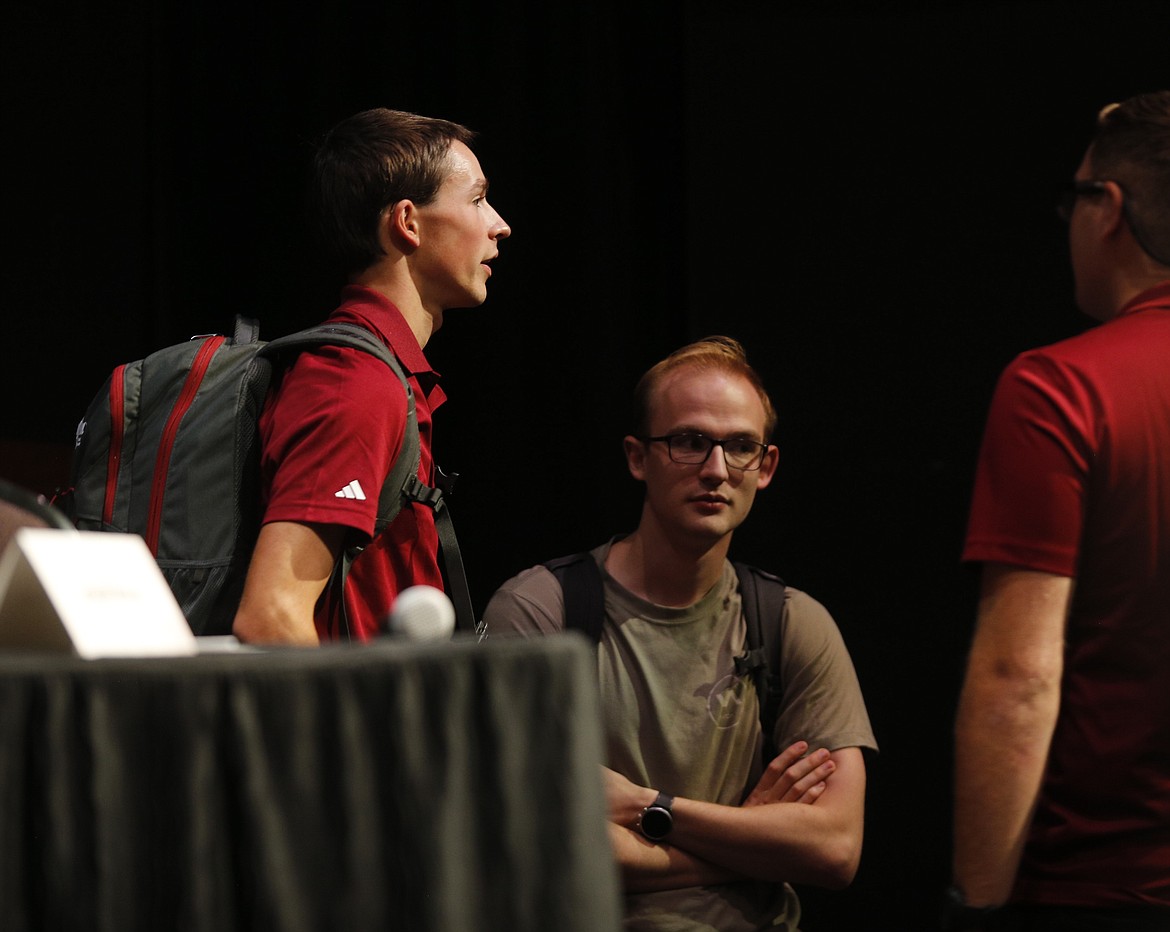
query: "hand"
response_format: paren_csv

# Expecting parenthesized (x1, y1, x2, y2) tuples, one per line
(601, 766, 657, 826)
(743, 740, 835, 808)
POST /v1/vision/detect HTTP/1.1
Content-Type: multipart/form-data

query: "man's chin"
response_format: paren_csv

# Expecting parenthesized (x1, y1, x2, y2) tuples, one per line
(447, 288, 489, 311)
(678, 513, 743, 545)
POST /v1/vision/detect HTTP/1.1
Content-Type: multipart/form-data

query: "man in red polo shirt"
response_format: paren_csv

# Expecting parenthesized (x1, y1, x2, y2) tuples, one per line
(949, 91, 1170, 931)
(232, 109, 510, 645)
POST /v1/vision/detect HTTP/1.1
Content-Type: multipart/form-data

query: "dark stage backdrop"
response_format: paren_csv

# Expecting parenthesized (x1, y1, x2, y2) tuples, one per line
(4, 1, 1169, 927)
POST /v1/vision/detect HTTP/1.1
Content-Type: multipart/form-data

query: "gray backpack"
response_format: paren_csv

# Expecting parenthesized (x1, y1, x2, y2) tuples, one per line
(67, 316, 472, 636)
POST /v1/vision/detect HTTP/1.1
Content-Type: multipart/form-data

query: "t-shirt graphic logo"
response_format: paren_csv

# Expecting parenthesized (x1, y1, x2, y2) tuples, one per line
(707, 673, 749, 728)
(335, 479, 367, 501)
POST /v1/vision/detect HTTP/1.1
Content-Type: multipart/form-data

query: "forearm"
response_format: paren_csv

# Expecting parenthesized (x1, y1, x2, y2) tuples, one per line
(953, 658, 1060, 904)
(608, 823, 738, 892)
(607, 748, 865, 888)
(669, 793, 860, 887)
(952, 565, 1070, 907)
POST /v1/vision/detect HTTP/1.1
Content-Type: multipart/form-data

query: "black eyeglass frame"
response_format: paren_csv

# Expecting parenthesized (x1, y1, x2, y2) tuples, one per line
(1055, 179, 1108, 223)
(640, 432, 772, 471)
(1056, 177, 1170, 266)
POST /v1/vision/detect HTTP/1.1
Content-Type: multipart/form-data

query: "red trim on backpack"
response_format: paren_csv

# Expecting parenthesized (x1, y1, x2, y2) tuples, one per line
(103, 365, 127, 527)
(144, 336, 225, 555)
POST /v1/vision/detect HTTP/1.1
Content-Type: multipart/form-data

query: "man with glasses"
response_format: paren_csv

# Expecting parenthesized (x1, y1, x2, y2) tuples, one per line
(484, 337, 875, 931)
(948, 91, 1170, 931)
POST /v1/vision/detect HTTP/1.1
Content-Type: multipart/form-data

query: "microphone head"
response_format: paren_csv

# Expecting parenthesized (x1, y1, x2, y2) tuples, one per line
(387, 585, 456, 641)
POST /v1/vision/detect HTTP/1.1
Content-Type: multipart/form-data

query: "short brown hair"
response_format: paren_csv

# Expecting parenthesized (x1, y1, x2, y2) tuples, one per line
(1088, 90, 1170, 266)
(311, 108, 476, 279)
(632, 336, 778, 440)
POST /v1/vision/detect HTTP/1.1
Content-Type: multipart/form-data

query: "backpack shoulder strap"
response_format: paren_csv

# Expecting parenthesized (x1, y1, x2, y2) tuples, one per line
(544, 552, 605, 644)
(732, 562, 788, 761)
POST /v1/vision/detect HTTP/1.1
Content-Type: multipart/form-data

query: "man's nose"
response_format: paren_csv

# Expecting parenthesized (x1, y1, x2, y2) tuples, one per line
(490, 204, 511, 240)
(698, 444, 730, 480)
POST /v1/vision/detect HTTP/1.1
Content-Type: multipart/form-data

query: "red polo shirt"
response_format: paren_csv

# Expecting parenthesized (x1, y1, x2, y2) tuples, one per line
(964, 281, 1170, 906)
(259, 285, 446, 640)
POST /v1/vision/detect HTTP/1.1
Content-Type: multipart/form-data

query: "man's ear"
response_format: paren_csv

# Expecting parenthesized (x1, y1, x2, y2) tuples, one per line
(754, 445, 779, 491)
(624, 435, 647, 481)
(379, 199, 421, 254)
(1098, 181, 1128, 239)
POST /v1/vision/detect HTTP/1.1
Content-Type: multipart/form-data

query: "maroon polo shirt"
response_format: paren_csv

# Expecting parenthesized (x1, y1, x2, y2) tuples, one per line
(259, 284, 446, 640)
(964, 281, 1170, 906)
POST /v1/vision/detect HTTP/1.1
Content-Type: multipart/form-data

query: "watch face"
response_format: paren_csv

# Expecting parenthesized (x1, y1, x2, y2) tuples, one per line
(641, 806, 672, 840)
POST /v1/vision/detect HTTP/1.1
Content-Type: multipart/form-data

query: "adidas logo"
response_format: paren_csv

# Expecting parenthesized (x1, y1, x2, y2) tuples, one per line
(335, 479, 367, 501)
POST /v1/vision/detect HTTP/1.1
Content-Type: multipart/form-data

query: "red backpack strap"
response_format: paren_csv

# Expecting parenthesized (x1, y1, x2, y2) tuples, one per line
(144, 336, 225, 554)
(102, 364, 127, 528)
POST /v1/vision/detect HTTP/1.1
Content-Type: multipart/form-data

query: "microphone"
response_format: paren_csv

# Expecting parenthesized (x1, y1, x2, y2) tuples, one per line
(386, 585, 456, 641)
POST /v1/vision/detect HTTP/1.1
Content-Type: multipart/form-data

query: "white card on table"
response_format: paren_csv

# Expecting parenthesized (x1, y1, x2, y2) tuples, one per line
(0, 528, 197, 658)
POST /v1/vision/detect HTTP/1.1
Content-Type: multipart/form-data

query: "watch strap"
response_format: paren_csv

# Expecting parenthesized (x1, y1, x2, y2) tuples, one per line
(940, 886, 1003, 931)
(637, 791, 675, 841)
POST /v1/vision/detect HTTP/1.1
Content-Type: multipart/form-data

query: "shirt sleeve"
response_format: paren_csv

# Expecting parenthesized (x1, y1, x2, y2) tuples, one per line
(482, 566, 567, 636)
(963, 351, 1092, 576)
(773, 588, 878, 754)
(260, 343, 409, 537)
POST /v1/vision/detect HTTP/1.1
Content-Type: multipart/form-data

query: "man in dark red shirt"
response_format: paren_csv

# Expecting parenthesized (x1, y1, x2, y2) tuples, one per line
(949, 92, 1170, 931)
(232, 109, 510, 644)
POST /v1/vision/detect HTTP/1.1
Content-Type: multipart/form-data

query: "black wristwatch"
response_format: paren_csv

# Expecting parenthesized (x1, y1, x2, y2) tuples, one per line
(939, 886, 1003, 931)
(637, 792, 674, 841)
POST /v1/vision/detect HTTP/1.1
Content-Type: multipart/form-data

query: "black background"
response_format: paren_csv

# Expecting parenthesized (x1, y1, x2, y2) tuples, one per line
(4, 1, 1168, 927)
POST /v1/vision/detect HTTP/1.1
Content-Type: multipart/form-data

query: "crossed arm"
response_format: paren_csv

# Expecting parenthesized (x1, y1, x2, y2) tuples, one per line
(605, 741, 867, 893)
(952, 563, 1071, 906)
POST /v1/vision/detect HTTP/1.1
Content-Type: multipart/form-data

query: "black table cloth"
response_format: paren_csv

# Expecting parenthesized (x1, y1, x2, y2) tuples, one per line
(0, 635, 620, 931)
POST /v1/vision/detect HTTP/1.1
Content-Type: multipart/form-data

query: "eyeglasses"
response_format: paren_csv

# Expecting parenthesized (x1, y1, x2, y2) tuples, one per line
(1056, 179, 1108, 222)
(1054, 178, 1170, 265)
(641, 432, 771, 471)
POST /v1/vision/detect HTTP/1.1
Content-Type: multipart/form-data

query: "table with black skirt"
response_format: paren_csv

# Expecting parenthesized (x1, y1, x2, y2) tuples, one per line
(0, 634, 620, 932)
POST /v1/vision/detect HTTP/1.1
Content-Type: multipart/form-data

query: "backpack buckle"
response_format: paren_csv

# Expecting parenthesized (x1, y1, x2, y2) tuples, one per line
(435, 465, 459, 496)
(402, 474, 445, 510)
(734, 647, 767, 677)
